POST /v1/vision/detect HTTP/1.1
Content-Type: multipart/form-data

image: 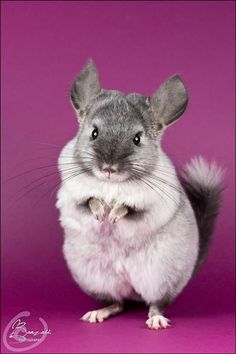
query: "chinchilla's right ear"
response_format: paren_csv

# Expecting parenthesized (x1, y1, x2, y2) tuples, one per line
(70, 59, 101, 118)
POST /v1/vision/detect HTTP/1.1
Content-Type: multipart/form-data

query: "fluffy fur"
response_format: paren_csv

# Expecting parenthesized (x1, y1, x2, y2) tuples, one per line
(56, 60, 223, 328)
(180, 156, 224, 273)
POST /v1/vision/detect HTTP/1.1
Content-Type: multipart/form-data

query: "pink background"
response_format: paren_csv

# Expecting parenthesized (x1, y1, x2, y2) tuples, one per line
(1, 1, 235, 353)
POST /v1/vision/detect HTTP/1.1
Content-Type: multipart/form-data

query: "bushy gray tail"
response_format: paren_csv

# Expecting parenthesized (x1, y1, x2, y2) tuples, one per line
(180, 156, 224, 274)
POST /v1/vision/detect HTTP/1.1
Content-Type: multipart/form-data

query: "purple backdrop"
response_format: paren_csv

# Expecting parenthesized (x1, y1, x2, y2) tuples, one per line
(1, 1, 235, 353)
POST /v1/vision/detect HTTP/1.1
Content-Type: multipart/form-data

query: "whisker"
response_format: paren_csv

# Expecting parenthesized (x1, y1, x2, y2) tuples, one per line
(131, 173, 167, 207)
(7, 167, 91, 211)
(32, 168, 91, 207)
(129, 164, 183, 194)
(131, 168, 182, 206)
(14, 166, 84, 195)
(129, 163, 177, 178)
(3, 163, 81, 183)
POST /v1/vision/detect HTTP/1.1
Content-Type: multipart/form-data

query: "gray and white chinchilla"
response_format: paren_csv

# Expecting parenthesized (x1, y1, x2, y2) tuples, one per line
(56, 59, 223, 329)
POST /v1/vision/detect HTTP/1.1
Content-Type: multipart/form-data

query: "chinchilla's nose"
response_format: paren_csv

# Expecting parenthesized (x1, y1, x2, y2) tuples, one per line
(102, 163, 118, 174)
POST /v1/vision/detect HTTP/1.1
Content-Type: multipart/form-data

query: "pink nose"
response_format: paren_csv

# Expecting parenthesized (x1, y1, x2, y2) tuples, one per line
(102, 164, 117, 174)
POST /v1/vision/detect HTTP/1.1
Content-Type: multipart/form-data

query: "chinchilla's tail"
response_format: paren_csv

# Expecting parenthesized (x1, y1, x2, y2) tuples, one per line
(180, 156, 224, 274)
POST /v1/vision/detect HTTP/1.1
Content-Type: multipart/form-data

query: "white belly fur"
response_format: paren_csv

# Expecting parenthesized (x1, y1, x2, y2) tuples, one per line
(56, 139, 199, 304)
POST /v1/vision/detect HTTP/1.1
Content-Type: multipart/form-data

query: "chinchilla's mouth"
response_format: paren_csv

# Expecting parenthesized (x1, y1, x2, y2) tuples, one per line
(92, 166, 130, 183)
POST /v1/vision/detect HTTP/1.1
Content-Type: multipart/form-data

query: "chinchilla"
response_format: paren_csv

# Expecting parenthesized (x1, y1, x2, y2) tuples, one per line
(56, 59, 223, 329)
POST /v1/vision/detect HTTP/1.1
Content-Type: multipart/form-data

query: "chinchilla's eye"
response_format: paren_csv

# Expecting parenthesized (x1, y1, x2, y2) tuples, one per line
(133, 133, 141, 146)
(91, 128, 98, 140)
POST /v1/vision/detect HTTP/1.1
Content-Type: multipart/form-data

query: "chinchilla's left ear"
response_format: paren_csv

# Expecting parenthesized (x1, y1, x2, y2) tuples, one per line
(70, 59, 101, 117)
(151, 75, 188, 130)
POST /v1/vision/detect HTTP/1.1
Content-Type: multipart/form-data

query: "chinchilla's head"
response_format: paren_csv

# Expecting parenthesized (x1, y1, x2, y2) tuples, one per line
(70, 59, 188, 182)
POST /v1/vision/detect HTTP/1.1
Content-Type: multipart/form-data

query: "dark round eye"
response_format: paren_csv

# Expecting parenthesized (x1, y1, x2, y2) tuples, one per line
(91, 128, 98, 140)
(133, 134, 141, 146)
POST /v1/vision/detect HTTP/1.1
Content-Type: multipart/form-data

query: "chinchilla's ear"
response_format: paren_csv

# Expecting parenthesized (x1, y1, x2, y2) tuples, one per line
(70, 59, 101, 116)
(151, 75, 188, 131)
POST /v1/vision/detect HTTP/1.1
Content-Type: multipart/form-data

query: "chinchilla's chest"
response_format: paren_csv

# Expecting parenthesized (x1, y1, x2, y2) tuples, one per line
(63, 216, 139, 299)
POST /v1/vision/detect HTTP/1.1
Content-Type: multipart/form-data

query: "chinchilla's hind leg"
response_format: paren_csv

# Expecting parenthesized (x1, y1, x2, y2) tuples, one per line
(146, 304, 171, 330)
(146, 296, 172, 330)
(81, 303, 124, 323)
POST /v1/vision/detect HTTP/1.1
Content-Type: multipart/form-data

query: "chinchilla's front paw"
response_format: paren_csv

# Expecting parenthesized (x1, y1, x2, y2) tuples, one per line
(108, 205, 128, 223)
(88, 198, 106, 222)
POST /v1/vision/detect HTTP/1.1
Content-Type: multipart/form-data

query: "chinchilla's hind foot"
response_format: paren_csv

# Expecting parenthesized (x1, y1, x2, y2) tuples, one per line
(146, 304, 171, 330)
(81, 303, 124, 323)
(146, 315, 171, 330)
